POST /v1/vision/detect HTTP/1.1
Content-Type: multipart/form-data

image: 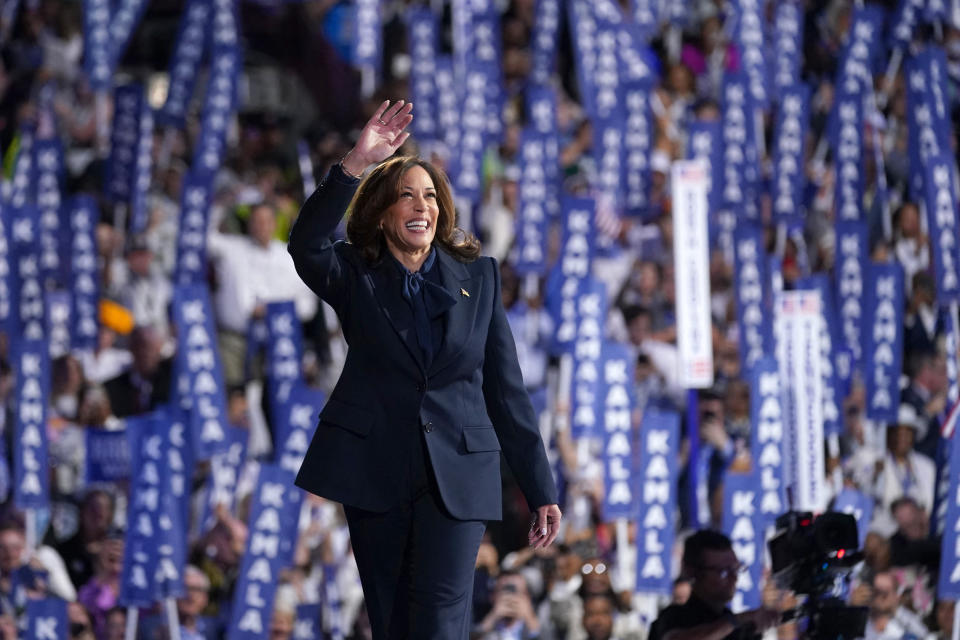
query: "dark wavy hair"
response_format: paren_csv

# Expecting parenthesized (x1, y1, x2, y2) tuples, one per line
(345, 156, 481, 265)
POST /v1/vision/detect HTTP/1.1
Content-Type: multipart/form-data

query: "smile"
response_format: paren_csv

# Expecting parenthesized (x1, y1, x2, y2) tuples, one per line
(405, 220, 429, 232)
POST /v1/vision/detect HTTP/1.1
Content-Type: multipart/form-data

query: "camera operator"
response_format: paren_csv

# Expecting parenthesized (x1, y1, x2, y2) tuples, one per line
(648, 530, 779, 640)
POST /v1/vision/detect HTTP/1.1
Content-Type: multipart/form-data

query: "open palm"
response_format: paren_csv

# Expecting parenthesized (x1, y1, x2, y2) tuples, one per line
(347, 100, 414, 171)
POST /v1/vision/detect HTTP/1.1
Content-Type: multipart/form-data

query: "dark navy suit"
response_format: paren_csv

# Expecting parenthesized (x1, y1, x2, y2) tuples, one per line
(288, 165, 557, 639)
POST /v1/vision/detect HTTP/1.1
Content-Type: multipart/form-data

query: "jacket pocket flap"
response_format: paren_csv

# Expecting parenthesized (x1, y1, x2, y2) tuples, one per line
(319, 398, 374, 437)
(463, 426, 501, 452)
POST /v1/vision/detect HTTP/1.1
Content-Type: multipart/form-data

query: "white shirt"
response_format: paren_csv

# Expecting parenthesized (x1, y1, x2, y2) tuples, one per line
(207, 233, 318, 333)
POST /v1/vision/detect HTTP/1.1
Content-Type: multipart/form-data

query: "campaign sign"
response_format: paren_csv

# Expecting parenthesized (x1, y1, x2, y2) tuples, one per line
(226, 464, 299, 639)
(672, 160, 714, 388)
(85, 428, 131, 484)
(600, 342, 636, 521)
(171, 284, 229, 459)
(749, 357, 786, 526)
(14, 341, 50, 510)
(722, 472, 763, 612)
(635, 408, 679, 595)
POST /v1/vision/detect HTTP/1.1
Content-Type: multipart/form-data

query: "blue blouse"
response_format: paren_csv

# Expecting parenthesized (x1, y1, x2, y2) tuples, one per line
(388, 247, 457, 368)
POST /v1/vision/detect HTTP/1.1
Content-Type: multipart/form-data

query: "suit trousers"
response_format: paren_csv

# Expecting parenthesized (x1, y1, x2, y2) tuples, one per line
(344, 426, 487, 640)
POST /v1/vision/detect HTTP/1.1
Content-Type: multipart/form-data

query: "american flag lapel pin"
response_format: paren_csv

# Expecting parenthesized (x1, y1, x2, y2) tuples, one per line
(460, 288, 470, 297)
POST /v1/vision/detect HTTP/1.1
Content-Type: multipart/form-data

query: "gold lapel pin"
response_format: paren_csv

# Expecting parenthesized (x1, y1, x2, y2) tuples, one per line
(460, 288, 470, 297)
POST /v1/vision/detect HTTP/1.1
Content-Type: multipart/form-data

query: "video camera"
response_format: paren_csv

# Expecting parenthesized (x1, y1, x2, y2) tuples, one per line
(767, 511, 868, 639)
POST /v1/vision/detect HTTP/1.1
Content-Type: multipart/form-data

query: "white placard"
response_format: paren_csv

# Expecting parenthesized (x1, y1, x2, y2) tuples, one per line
(775, 290, 826, 512)
(672, 159, 714, 388)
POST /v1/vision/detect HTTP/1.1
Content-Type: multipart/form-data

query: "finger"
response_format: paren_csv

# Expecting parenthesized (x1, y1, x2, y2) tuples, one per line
(382, 99, 406, 123)
(544, 514, 561, 547)
(372, 99, 391, 124)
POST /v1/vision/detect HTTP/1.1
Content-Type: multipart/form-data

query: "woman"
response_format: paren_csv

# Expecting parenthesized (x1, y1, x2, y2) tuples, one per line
(288, 100, 561, 639)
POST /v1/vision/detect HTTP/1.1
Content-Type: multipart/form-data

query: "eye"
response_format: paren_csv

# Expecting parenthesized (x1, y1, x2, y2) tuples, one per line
(426, 192, 437, 199)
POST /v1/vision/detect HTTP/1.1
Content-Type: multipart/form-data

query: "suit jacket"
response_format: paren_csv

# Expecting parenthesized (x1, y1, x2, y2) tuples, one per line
(287, 165, 558, 520)
(103, 359, 173, 418)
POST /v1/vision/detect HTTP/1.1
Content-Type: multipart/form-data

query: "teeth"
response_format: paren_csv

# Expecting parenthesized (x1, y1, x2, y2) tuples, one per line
(406, 221, 428, 231)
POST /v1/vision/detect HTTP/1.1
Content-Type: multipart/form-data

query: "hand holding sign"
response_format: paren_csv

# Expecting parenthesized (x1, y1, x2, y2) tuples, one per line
(343, 100, 414, 176)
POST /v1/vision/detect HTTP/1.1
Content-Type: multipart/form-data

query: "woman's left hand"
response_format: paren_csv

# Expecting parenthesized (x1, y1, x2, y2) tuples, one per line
(529, 504, 562, 549)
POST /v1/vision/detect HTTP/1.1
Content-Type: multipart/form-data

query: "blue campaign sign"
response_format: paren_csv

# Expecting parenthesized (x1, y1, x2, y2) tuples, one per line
(107, 84, 143, 204)
(129, 99, 154, 235)
(622, 79, 654, 219)
(600, 342, 636, 521)
(109, 0, 150, 68)
(570, 279, 608, 440)
(831, 85, 864, 223)
(513, 129, 550, 276)
(33, 138, 65, 289)
(173, 170, 215, 287)
(750, 357, 785, 526)
(119, 415, 165, 607)
(729, 0, 767, 109)
(193, 46, 241, 174)
(353, 0, 382, 73)
(12, 206, 45, 341)
(530, 0, 561, 84)
(721, 72, 758, 223)
(772, 2, 803, 99)
(45, 290, 71, 359)
(922, 153, 960, 303)
(939, 426, 960, 596)
(0, 202, 12, 334)
(406, 8, 439, 142)
(171, 285, 230, 459)
(722, 472, 763, 612)
(635, 408, 679, 595)
(448, 63, 489, 209)
(863, 263, 904, 423)
(906, 47, 951, 200)
(85, 428, 131, 484)
(265, 301, 305, 445)
(834, 220, 868, 375)
(68, 196, 101, 351)
(293, 604, 322, 640)
(227, 464, 298, 639)
(14, 341, 50, 510)
(546, 197, 596, 355)
(83, 0, 112, 90)
(278, 385, 325, 476)
(733, 223, 772, 374)
(25, 597, 68, 639)
(159, 0, 211, 128)
(771, 84, 809, 224)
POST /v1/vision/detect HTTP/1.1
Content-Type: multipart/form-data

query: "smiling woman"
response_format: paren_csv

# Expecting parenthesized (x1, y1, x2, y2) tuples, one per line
(344, 154, 480, 268)
(287, 99, 561, 640)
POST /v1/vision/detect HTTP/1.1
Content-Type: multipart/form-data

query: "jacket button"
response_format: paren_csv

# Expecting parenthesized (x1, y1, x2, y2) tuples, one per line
(423, 421, 433, 433)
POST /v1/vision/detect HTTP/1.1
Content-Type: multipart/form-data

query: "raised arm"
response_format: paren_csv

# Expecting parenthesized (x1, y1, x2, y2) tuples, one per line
(287, 100, 413, 310)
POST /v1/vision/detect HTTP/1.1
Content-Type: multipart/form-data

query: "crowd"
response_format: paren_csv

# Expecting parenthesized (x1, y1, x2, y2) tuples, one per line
(0, 0, 956, 638)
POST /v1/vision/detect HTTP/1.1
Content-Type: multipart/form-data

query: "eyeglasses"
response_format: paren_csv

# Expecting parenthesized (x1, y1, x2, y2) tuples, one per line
(582, 562, 607, 576)
(699, 563, 746, 579)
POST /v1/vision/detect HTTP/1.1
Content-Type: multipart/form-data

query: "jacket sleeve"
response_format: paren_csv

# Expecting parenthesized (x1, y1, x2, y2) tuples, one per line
(287, 163, 361, 313)
(482, 257, 559, 510)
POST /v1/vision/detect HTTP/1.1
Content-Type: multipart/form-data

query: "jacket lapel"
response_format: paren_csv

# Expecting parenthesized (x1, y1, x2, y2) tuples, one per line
(430, 249, 481, 376)
(368, 260, 424, 373)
